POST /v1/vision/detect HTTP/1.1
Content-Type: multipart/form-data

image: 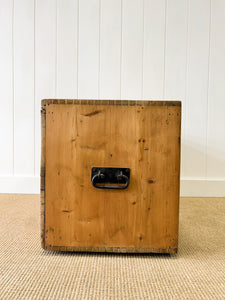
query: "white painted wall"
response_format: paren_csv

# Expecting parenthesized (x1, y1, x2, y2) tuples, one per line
(0, 0, 225, 196)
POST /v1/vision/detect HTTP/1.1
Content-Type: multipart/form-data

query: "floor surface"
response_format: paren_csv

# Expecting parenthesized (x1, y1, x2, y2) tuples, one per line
(0, 195, 225, 299)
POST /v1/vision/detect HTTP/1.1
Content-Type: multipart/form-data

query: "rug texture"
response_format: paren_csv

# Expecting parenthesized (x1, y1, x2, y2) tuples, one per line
(0, 195, 224, 300)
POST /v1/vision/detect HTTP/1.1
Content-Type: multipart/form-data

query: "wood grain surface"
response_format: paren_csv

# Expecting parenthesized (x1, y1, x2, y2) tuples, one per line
(42, 100, 181, 253)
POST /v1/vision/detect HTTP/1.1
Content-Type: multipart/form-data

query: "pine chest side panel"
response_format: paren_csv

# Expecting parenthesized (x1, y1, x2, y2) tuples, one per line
(41, 100, 181, 253)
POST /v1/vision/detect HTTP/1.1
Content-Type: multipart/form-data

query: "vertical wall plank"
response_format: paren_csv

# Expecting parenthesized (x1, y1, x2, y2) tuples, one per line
(207, 0, 225, 178)
(56, 0, 78, 98)
(164, 0, 188, 178)
(99, 0, 121, 99)
(185, 0, 211, 178)
(14, 0, 34, 175)
(164, 0, 188, 100)
(0, 0, 13, 175)
(143, 0, 166, 100)
(78, 0, 99, 99)
(35, 0, 57, 176)
(121, 0, 143, 99)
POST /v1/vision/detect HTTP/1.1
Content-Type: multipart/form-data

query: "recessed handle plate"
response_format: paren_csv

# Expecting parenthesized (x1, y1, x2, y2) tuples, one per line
(91, 167, 130, 190)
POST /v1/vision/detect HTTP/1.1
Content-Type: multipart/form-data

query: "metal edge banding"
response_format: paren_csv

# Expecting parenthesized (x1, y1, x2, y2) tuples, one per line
(41, 99, 181, 107)
(177, 105, 182, 248)
(40, 102, 46, 248)
(44, 245, 178, 254)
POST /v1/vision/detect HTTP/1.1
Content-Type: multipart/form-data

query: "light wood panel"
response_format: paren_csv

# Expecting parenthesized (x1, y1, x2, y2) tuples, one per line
(56, 0, 78, 98)
(42, 100, 181, 253)
(121, 0, 143, 99)
(78, 0, 99, 98)
(207, 0, 225, 178)
(164, 0, 188, 100)
(0, 1, 225, 196)
(143, 0, 166, 100)
(14, 0, 34, 175)
(164, 0, 188, 180)
(185, 0, 210, 178)
(99, 0, 121, 99)
(35, 0, 57, 176)
(0, 0, 13, 175)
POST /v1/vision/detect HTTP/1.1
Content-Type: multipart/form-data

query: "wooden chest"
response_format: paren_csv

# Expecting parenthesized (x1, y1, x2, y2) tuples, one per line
(41, 99, 181, 254)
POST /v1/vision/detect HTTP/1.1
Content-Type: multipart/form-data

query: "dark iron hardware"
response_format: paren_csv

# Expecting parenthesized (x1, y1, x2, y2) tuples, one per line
(91, 167, 130, 190)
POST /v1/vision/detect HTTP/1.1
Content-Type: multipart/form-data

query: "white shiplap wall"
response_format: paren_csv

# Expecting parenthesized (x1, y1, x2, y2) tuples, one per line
(0, 0, 225, 196)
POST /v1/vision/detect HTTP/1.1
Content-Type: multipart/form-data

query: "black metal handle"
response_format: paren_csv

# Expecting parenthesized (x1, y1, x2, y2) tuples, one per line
(91, 167, 130, 190)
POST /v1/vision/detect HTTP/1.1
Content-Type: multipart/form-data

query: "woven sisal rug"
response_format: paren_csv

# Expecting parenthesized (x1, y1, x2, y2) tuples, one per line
(0, 195, 224, 299)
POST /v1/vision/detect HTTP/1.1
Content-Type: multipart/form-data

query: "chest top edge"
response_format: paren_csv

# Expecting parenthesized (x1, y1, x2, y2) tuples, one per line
(41, 99, 181, 109)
